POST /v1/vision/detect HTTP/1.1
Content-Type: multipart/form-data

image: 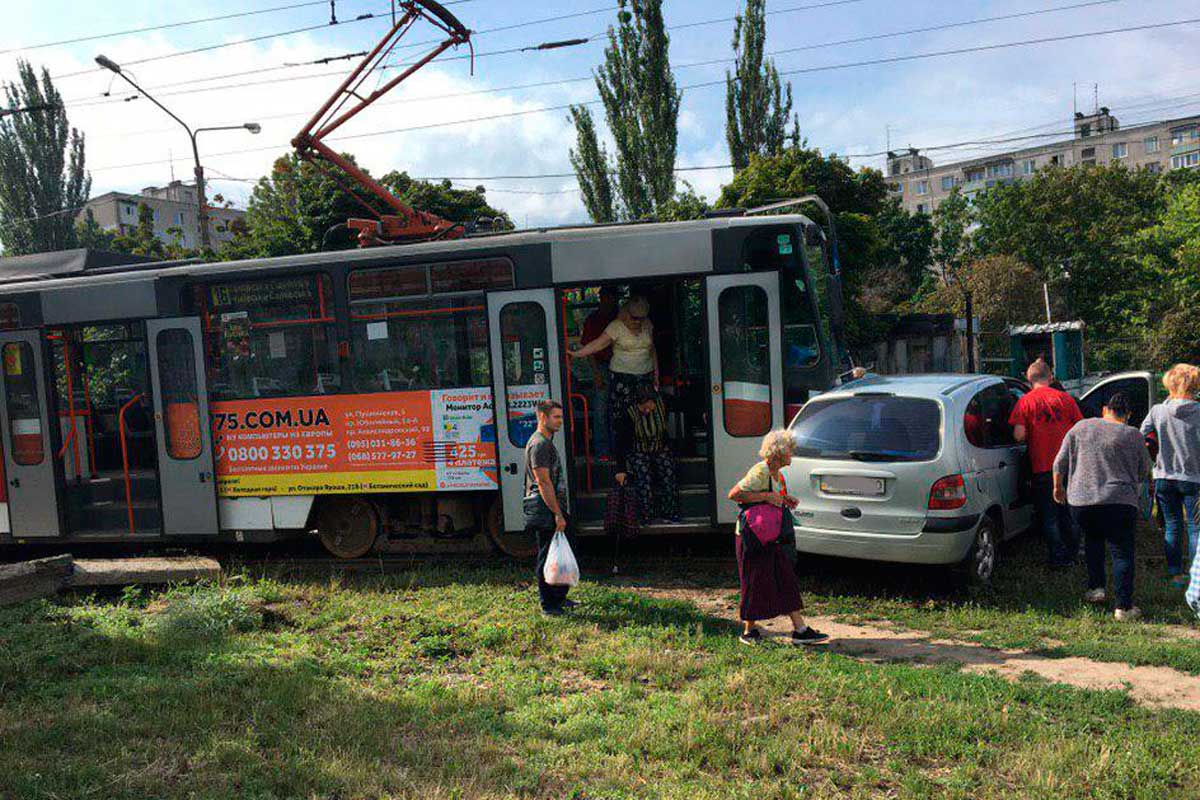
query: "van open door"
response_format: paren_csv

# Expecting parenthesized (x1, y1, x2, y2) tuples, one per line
(706, 274, 786, 524)
(1078, 372, 1155, 428)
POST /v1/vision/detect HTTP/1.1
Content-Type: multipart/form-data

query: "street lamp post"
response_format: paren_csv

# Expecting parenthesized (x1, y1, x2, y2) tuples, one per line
(95, 55, 260, 250)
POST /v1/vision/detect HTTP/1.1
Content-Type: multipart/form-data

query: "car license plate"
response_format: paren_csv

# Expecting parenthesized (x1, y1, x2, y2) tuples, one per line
(819, 475, 886, 497)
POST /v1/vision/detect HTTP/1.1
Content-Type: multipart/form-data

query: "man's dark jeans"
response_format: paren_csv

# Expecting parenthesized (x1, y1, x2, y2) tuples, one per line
(1032, 471, 1076, 566)
(532, 522, 573, 611)
(1072, 503, 1137, 610)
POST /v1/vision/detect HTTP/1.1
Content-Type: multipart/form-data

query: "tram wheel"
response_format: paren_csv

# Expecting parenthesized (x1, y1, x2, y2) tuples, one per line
(317, 496, 380, 559)
(483, 495, 538, 559)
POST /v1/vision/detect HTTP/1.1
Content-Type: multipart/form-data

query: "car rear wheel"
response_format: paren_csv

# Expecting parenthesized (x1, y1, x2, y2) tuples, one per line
(956, 516, 999, 586)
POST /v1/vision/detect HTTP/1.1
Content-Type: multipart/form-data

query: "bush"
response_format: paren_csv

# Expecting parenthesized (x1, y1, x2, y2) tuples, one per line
(155, 585, 264, 644)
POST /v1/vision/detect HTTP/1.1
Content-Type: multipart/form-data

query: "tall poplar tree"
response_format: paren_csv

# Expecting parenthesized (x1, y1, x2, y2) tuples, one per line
(0, 60, 90, 254)
(569, 0, 681, 221)
(569, 106, 616, 223)
(725, 0, 797, 172)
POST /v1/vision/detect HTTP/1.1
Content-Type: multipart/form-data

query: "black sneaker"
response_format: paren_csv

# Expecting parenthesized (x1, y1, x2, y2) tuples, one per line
(739, 628, 762, 645)
(541, 606, 564, 617)
(561, 599, 579, 609)
(790, 627, 830, 645)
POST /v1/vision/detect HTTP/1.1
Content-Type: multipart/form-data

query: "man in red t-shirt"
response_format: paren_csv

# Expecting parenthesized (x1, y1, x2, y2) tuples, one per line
(580, 286, 619, 457)
(1009, 358, 1083, 567)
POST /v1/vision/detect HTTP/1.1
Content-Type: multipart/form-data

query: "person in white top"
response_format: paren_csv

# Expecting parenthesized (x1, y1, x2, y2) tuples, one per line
(569, 296, 658, 452)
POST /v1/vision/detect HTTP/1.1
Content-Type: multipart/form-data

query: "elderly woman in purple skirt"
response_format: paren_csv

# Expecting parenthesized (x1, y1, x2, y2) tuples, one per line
(727, 429, 829, 646)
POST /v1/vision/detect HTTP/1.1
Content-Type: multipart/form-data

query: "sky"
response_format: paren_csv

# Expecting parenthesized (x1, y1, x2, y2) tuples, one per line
(2, 0, 1198, 228)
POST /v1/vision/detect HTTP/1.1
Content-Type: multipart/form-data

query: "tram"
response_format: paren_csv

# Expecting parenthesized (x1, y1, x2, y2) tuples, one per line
(0, 212, 849, 557)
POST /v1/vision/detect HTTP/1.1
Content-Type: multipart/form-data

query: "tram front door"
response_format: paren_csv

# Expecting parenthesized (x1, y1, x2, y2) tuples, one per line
(487, 289, 570, 532)
(0, 329, 63, 537)
(706, 273, 786, 524)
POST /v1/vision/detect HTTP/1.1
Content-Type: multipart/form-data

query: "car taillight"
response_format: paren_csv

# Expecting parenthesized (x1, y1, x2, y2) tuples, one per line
(928, 474, 967, 510)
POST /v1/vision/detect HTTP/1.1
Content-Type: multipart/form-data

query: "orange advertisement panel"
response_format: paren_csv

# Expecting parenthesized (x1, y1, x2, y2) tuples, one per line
(212, 388, 498, 497)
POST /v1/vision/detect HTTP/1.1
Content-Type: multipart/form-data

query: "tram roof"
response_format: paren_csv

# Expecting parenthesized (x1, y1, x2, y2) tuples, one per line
(0, 213, 817, 295)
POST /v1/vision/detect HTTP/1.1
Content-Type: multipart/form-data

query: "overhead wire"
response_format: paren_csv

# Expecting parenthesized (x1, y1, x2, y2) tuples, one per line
(0, 1, 330, 56)
(83, 13, 1200, 174)
(62, 0, 874, 107)
(68, 0, 1134, 133)
(49, 0, 478, 81)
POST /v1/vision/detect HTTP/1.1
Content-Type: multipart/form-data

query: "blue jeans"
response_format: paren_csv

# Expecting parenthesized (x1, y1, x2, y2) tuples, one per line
(1032, 471, 1076, 566)
(1073, 504, 1137, 610)
(1156, 479, 1200, 575)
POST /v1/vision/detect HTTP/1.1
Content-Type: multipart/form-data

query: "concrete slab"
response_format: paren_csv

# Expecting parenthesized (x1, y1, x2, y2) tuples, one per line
(70, 556, 221, 587)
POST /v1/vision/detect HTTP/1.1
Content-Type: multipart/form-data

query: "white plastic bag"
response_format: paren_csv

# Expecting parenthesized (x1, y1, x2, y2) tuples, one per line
(542, 531, 580, 587)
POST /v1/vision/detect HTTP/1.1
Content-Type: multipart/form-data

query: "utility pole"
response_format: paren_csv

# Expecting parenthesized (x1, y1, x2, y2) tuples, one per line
(95, 55, 260, 250)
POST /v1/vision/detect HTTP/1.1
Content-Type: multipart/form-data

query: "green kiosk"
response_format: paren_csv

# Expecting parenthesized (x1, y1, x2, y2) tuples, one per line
(1008, 321, 1085, 390)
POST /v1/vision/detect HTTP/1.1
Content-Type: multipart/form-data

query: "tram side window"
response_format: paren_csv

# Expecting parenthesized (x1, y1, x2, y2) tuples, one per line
(500, 301, 550, 447)
(348, 259, 511, 393)
(718, 286, 772, 438)
(2, 342, 44, 465)
(742, 226, 821, 369)
(194, 275, 338, 400)
(157, 329, 202, 459)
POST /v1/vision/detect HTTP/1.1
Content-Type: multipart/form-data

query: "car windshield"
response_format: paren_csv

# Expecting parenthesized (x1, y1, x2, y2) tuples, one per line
(790, 394, 941, 461)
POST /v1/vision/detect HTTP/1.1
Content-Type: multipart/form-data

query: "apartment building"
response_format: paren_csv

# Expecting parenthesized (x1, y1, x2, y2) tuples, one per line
(80, 181, 245, 250)
(889, 109, 1200, 215)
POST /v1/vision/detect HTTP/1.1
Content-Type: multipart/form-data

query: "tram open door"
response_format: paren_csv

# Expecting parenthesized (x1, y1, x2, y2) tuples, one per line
(487, 290, 570, 531)
(706, 273, 786, 524)
(146, 318, 219, 535)
(0, 330, 65, 537)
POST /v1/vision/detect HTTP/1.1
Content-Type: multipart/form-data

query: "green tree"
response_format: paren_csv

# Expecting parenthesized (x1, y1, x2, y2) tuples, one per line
(1132, 179, 1200, 367)
(380, 172, 511, 230)
(568, 106, 616, 223)
(862, 198, 933, 312)
(656, 182, 710, 221)
(716, 146, 891, 348)
(224, 153, 381, 257)
(569, 0, 681, 220)
(109, 203, 167, 258)
(75, 208, 114, 251)
(725, 0, 797, 172)
(930, 188, 972, 287)
(0, 60, 90, 255)
(971, 164, 1162, 365)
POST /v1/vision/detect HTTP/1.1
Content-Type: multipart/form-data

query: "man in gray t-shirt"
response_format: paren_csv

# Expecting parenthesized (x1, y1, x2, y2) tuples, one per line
(523, 399, 574, 615)
(1053, 392, 1151, 618)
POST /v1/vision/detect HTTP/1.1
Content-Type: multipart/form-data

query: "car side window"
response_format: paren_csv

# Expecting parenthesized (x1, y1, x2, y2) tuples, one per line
(964, 385, 1017, 449)
(982, 385, 1017, 447)
(963, 390, 988, 448)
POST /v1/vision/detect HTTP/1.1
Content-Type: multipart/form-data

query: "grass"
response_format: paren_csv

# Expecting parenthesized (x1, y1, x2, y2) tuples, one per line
(783, 521, 1200, 674)
(2, 559, 1200, 799)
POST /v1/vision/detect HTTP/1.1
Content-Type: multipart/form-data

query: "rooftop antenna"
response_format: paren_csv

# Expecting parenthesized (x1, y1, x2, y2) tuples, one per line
(1072, 82, 1077, 117)
(168, 148, 175, 182)
(1093, 83, 1099, 114)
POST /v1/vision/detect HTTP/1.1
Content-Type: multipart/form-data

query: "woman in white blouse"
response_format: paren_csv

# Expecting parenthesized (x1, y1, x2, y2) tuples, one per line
(569, 295, 658, 440)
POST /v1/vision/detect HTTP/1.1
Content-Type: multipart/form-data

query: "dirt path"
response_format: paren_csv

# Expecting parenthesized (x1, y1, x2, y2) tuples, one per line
(627, 585, 1200, 712)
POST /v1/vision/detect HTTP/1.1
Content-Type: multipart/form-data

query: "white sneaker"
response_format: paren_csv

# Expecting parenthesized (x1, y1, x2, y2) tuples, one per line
(1084, 588, 1107, 604)
(1114, 607, 1142, 622)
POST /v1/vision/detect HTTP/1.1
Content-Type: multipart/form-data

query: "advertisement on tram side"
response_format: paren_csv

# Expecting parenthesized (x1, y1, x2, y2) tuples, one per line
(210, 388, 499, 496)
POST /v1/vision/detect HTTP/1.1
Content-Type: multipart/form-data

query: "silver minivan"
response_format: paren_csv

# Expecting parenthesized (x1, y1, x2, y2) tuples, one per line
(784, 372, 1153, 582)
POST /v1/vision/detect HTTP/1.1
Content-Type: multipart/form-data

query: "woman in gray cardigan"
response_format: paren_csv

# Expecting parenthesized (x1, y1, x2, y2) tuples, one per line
(1053, 392, 1152, 621)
